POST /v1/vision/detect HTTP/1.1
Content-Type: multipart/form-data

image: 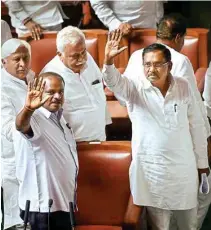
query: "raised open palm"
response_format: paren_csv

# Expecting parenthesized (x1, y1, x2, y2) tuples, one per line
(105, 29, 127, 62)
(25, 77, 50, 110)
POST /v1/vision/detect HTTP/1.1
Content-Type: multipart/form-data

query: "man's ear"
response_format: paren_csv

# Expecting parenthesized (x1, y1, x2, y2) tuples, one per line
(57, 51, 64, 63)
(57, 51, 62, 57)
(175, 34, 181, 44)
(168, 61, 173, 72)
(1, 58, 7, 65)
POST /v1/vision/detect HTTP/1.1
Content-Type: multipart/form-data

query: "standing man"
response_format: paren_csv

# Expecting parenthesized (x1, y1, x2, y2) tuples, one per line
(123, 16, 211, 227)
(124, 14, 210, 135)
(3, 0, 67, 40)
(90, 0, 165, 35)
(1, 38, 33, 230)
(41, 26, 111, 142)
(102, 30, 209, 230)
(14, 73, 78, 230)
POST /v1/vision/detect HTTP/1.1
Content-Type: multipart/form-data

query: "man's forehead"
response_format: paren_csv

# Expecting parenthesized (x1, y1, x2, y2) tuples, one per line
(144, 50, 165, 60)
(10, 45, 30, 57)
(64, 40, 85, 51)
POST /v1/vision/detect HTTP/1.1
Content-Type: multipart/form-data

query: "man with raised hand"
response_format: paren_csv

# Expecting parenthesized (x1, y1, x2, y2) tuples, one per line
(14, 73, 78, 230)
(102, 29, 209, 230)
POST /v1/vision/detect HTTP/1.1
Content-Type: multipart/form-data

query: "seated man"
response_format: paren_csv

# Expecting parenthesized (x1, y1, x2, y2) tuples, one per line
(1, 38, 34, 230)
(3, 0, 67, 40)
(15, 73, 78, 230)
(41, 26, 111, 142)
(102, 30, 209, 230)
(90, 0, 165, 35)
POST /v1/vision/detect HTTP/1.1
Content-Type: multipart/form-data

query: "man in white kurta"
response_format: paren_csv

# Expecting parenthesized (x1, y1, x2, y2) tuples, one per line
(3, 0, 67, 39)
(1, 39, 34, 230)
(41, 26, 111, 142)
(90, 0, 165, 35)
(102, 30, 209, 229)
(123, 14, 210, 138)
(123, 15, 211, 228)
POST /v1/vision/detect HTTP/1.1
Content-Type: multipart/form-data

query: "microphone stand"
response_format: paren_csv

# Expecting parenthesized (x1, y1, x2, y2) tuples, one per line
(23, 200, 30, 230)
(48, 199, 53, 230)
(69, 202, 76, 230)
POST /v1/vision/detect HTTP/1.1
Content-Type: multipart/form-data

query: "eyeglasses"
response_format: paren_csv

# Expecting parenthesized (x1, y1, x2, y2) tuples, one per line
(143, 62, 169, 69)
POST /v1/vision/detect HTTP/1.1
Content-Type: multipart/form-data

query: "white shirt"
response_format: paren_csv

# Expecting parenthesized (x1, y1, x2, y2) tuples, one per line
(1, 20, 12, 46)
(3, 0, 66, 32)
(103, 64, 208, 209)
(41, 53, 111, 142)
(1, 68, 34, 228)
(203, 62, 211, 119)
(90, 0, 164, 30)
(124, 45, 211, 137)
(13, 107, 78, 212)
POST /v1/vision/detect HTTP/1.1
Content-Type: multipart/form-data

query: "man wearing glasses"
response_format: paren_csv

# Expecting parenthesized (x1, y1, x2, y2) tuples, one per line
(122, 14, 211, 229)
(41, 26, 111, 143)
(102, 29, 209, 230)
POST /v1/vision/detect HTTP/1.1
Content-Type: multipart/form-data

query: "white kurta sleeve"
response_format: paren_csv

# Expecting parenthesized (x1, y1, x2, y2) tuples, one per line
(181, 57, 211, 137)
(1, 20, 12, 46)
(90, 0, 122, 30)
(187, 84, 209, 169)
(1, 93, 17, 142)
(203, 62, 211, 120)
(102, 64, 135, 102)
(3, 0, 29, 22)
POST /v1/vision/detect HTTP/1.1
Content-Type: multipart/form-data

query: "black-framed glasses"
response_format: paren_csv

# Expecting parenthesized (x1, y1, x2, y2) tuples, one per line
(143, 62, 169, 69)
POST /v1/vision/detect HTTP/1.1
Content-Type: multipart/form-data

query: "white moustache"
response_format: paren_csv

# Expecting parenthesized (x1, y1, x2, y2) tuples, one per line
(75, 62, 86, 66)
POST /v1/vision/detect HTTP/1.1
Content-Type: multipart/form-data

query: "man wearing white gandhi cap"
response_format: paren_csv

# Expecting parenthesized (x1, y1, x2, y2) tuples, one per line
(1, 38, 34, 230)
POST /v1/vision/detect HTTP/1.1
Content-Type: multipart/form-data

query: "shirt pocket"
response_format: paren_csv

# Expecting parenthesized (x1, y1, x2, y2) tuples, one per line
(92, 82, 106, 103)
(170, 103, 188, 128)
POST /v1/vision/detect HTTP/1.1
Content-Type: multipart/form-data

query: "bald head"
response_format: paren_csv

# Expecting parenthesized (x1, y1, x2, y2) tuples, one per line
(156, 14, 187, 52)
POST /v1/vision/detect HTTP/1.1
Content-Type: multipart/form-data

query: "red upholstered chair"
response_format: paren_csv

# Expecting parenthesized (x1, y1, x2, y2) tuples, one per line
(75, 141, 143, 230)
(20, 32, 99, 75)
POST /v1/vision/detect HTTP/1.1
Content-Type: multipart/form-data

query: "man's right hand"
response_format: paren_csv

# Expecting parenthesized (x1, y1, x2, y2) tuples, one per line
(104, 29, 127, 65)
(25, 77, 51, 111)
(24, 20, 43, 40)
(118, 22, 133, 36)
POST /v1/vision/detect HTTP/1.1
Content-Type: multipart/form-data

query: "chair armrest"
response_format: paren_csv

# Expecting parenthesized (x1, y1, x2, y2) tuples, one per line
(195, 67, 207, 94)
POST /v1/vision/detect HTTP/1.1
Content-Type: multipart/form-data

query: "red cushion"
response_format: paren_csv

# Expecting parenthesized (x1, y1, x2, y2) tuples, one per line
(76, 226, 122, 230)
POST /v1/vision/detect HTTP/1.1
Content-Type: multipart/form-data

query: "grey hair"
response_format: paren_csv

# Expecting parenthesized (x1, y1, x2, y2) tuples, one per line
(56, 26, 85, 53)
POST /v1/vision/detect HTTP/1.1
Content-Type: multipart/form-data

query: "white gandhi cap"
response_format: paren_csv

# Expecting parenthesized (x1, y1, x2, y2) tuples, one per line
(1, 38, 31, 59)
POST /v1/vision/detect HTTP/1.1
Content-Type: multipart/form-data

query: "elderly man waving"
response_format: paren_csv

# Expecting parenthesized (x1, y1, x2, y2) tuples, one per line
(102, 30, 209, 230)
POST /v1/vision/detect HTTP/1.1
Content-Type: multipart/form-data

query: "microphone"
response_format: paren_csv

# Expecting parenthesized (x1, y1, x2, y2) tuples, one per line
(48, 199, 53, 230)
(23, 200, 30, 230)
(69, 202, 76, 230)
